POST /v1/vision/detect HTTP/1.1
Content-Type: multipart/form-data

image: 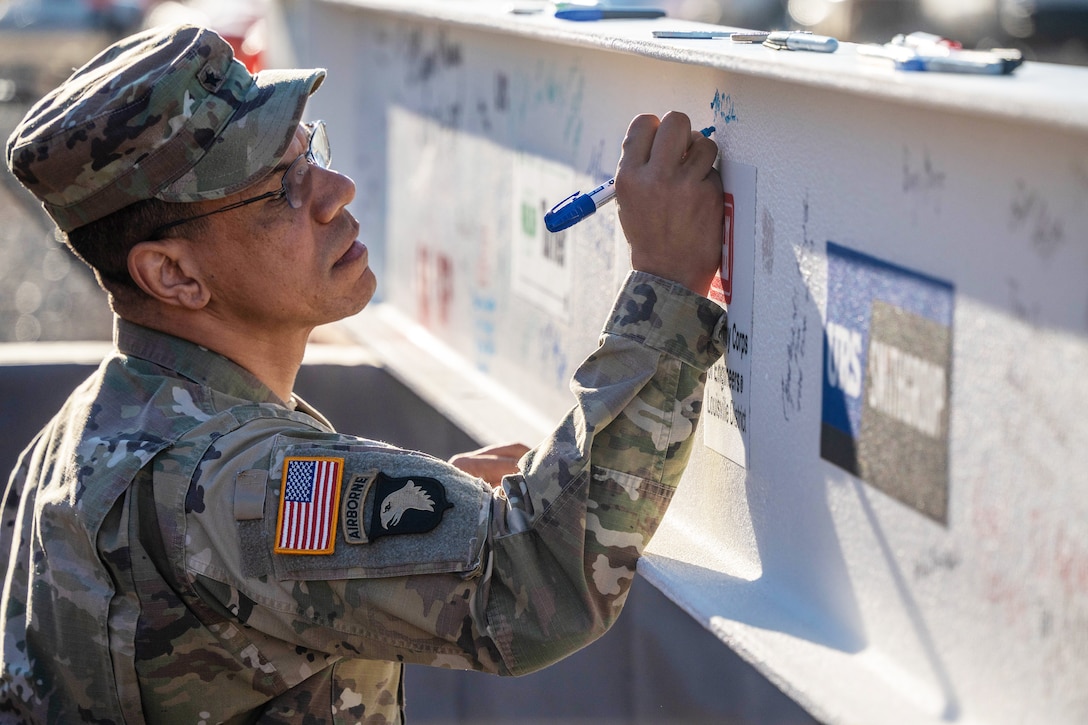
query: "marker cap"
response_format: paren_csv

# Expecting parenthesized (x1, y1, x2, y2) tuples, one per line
(545, 193, 597, 232)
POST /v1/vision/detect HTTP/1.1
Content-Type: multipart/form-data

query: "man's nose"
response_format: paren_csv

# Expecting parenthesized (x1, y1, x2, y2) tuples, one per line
(312, 166, 356, 222)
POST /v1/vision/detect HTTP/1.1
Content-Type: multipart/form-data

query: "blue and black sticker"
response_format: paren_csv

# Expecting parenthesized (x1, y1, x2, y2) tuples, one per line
(821, 242, 954, 523)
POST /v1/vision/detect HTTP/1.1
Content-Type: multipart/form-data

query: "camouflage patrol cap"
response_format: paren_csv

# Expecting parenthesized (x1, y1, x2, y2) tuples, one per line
(5, 24, 326, 232)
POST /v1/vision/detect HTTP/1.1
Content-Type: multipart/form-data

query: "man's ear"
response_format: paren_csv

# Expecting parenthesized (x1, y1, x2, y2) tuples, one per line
(128, 239, 210, 309)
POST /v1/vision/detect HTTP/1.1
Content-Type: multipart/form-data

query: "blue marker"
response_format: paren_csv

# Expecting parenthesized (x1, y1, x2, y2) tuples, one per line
(544, 125, 715, 233)
(555, 6, 666, 21)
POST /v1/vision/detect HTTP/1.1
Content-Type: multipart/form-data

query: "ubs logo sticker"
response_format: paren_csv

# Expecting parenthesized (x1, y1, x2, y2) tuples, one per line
(821, 242, 954, 523)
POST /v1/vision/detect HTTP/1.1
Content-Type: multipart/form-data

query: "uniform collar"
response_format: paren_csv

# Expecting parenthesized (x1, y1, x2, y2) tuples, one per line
(113, 317, 287, 407)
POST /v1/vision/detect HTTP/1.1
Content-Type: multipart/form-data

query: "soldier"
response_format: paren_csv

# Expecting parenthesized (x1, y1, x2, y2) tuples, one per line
(1, 24, 725, 723)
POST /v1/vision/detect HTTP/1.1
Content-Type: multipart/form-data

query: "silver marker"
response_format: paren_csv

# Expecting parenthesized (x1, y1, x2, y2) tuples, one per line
(763, 31, 839, 53)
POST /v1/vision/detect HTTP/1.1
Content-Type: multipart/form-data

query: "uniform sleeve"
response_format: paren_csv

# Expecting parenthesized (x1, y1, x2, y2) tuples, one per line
(485, 271, 727, 673)
(178, 271, 726, 678)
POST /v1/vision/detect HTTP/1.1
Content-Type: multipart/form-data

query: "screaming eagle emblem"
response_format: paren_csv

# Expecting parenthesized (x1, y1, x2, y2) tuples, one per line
(369, 472, 452, 539)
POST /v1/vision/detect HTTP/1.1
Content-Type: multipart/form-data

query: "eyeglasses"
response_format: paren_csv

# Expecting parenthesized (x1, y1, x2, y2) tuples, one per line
(149, 120, 331, 238)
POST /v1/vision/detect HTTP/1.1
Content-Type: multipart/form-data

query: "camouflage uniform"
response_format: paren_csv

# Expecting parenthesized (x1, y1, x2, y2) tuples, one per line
(2, 21, 727, 725)
(1, 272, 727, 723)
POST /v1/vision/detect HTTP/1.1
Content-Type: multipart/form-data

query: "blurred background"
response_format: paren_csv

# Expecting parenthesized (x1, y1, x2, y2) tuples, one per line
(653, 0, 1088, 63)
(1, 0, 1086, 345)
(0, 0, 270, 344)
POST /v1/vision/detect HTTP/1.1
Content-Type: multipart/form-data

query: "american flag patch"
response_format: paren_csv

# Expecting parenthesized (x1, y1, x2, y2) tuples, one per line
(274, 457, 344, 554)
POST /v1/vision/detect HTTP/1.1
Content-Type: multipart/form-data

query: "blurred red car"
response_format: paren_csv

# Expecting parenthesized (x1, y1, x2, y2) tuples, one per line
(143, 0, 267, 71)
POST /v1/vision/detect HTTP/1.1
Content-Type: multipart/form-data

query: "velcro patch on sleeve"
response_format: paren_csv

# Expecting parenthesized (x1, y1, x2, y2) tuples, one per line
(274, 456, 344, 555)
(269, 438, 492, 581)
(234, 469, 268, 521)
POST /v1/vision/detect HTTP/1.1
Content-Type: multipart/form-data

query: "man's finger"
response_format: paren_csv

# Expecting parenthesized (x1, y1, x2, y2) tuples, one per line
(647, 111, 694, 169)
(618, 114, 661, 170)
(682, 134, 719, 175)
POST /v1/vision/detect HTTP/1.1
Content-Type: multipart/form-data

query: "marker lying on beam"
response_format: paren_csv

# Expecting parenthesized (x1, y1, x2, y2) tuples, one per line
(555, 5, 666, 20)
(544, 125, 716, 233)
(762, 30, 839, 53)
(652, 30, 733, 39)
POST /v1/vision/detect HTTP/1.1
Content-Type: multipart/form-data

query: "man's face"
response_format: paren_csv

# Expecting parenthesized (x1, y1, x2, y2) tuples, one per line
(188, 125, 377, 333)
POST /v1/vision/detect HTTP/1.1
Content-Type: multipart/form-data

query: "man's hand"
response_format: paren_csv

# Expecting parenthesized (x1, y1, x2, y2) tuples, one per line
(449, 442, 530, 488)
(615, 111, 724, 295)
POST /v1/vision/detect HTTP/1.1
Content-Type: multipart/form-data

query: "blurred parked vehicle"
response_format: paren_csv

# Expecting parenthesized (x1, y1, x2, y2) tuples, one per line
(802, 0, 1088, 62)
(0, 0, 146, 100)
(919, 0, 1088, 46)
(663, 0, 1087, 63)
(143, 0, 267, 71)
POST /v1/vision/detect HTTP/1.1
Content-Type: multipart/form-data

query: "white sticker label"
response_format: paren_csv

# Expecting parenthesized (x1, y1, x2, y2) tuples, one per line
(703, 161, 757, 468)
(511, 154, 576, 319)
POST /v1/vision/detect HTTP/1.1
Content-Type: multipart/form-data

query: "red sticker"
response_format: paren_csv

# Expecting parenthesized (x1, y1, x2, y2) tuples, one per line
(708, 192, 734, 305)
